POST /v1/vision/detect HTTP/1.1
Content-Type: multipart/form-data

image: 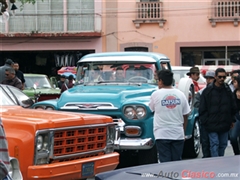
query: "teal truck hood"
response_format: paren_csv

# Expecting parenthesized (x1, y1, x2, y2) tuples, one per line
(58, 84, 158, 108)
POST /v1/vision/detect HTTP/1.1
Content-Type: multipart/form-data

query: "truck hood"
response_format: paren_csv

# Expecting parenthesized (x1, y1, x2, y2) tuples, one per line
(58, 84, 158, 107)
(1, 106, 112, 129)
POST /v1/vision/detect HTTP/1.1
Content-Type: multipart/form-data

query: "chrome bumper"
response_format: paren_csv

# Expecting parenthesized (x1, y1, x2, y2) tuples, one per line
(113, 118, 192, 150)
(9, 157, 23, 180)
(114, 137, 154, 150)
(113, 118, 154, 150)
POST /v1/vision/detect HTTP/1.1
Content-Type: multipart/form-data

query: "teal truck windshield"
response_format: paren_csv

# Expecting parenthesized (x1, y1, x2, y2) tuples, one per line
(76, 62, 157, 84)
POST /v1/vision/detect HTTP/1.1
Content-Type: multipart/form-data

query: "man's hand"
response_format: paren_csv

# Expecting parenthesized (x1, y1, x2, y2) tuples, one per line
(230, 122, 235, 129)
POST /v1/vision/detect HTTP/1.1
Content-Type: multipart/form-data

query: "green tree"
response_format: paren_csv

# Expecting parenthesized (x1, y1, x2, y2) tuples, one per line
(18, 0, 37, 5)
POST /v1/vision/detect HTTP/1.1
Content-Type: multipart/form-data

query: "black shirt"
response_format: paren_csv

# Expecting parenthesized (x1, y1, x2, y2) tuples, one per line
(15, 70, 25, 84)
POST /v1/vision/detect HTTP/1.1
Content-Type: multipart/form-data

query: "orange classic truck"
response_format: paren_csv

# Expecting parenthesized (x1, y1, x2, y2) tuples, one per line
(2, 104, 119, 179)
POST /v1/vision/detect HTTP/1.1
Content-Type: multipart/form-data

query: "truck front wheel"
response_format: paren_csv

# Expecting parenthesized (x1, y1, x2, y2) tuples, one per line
(183, 119, 201, 158)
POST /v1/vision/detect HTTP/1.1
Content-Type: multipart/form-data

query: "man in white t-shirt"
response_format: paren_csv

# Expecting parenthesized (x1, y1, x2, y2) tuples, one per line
(149, 69, 190, 163)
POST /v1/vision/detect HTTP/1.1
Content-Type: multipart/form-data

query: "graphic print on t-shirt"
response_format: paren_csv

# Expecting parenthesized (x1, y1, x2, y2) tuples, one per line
(161, 94, 181, 109)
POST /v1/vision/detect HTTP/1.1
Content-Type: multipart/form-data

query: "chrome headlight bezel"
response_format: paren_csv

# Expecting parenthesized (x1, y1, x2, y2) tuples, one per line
(107, 124, 116, 145)
(34, 130, 53, 165)
(105, 123, 117, 154)
(124, 106, 135, 119)
(123, 105, 147, 120)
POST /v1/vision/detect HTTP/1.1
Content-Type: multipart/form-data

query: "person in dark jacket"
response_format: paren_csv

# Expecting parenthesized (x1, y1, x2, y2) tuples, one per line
(194, 70, 215, 158)
(1, 68, 22, 90)
(61, 75, 74, 93)
(0, 59, 14, 83)
(230, 75, 240, 155)
(57, 74, 66, 89)
(13, 62, 25, 90)
(199, 68, 237, 157)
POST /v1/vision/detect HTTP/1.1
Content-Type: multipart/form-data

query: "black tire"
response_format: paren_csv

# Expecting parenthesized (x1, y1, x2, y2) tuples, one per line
(183, 119, 201, 158)
(138, 145, 158, 165)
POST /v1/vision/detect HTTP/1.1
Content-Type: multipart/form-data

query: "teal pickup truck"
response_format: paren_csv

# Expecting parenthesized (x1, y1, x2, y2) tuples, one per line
(32, 52, 200, 166)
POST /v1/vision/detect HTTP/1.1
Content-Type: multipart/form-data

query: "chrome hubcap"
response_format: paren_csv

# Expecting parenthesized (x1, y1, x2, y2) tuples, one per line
(194, 121, 200, 154)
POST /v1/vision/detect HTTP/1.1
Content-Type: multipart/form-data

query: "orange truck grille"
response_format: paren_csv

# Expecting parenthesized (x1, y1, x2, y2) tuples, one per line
(53, 127, 107, 156)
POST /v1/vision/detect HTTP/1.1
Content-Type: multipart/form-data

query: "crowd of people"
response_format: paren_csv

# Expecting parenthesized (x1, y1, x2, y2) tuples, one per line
(0, 58, 75, 94)
(150, 66, 240, 163)
(0, 59, 25, 91)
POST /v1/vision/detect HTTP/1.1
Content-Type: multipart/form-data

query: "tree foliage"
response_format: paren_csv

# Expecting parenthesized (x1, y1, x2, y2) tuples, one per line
(18, 0, 37, 5)
(1, 0, 41, 14)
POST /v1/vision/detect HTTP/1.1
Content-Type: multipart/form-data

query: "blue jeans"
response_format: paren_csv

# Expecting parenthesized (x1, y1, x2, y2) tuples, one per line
(208, 131, 228, 157)
(156, 139, 184, 163)
(230, 120, 240, 155)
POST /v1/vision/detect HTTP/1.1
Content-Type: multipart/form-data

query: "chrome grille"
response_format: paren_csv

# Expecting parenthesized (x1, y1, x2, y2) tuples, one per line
(53, 127, 107, 156)
(65, 103, 113, 108)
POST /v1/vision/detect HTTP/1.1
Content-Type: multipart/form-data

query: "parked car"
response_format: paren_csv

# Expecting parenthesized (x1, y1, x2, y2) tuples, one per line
(172, 66, 206, 90)
(23, 74, 61, 102)
(0, 84, 34, 108)
(32, 52, 200, 167)
(0, 84, 119, 179)
(95, 155, 240, 180)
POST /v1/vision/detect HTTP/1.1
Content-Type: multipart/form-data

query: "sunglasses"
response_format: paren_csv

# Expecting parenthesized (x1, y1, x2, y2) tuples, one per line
(218, 76, 226, 79)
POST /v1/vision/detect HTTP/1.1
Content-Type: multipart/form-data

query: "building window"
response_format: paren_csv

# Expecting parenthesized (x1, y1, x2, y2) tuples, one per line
(124, 47, 148, 52)
(181, 46, 240, 66)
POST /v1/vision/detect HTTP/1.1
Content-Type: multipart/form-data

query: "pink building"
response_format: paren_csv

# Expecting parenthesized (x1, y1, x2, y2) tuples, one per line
(0, 0, 102, 75)
(102, 0, 240, 66)
(0, 0, 239, 75)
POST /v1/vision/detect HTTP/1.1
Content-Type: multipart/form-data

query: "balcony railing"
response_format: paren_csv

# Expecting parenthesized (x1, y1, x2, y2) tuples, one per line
(133, 1, 166, 28)
(0, 14, 101, 35)
(210, 0, 240, 27)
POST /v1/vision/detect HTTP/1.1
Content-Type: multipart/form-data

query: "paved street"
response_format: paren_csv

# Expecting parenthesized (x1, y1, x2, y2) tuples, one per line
(88, 141, 235, 180)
